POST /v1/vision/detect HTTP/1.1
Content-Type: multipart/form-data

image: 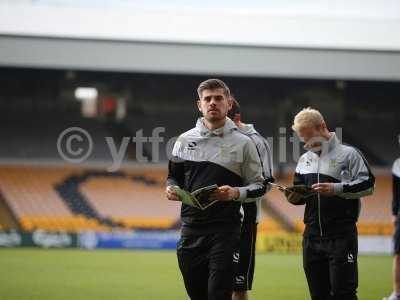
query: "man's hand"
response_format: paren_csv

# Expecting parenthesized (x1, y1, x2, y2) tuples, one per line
(312, 183, 335, 196)
(209, 185, 240, 201)
(165, 186, 179, 201)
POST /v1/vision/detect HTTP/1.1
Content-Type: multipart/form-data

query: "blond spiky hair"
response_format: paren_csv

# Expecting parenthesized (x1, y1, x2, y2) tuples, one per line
(292, 107, 325, 132)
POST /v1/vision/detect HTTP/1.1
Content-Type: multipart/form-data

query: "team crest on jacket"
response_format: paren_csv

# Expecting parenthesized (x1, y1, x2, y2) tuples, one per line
(329, 159, 337, 168)
(219, 144, 230, 157)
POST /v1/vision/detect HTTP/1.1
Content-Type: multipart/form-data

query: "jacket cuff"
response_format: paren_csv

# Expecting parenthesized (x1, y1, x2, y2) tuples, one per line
(237, 187, 247, 201)
(333, 183, 344, 194)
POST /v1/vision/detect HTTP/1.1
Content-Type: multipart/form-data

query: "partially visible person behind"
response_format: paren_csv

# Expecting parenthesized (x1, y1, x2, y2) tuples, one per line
(285, 107, 375, 300)
(384, 135, 400, 300)
(228, 97, 274, 300)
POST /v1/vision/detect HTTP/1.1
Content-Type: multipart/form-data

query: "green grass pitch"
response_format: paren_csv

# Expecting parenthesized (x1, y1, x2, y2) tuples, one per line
(0, 248, 393, 300)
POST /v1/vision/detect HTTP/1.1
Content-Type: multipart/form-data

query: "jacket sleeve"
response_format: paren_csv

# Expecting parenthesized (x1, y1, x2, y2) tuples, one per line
(333, 148, 375, 199)
(166, 140, 185, 188)
(236, 139, 266, 202)
(258, 136, 275, 189)
(291, 162, 307, 205)
(393, 174, 400, 216)
(248, 134, 274, 191)
(166, 160, 185, 188)
(392, 159, 400, 216)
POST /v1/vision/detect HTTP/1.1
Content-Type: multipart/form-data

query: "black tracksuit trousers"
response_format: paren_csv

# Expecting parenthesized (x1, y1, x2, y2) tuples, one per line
(177, 232, 240, 300)
(303, 230, 358, 300)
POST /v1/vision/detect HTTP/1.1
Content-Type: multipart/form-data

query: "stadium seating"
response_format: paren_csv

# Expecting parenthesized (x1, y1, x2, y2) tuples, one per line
(19, 215, 110, 232)
(0, 166, 179, 232)
(0, 166, 394, 235)
(0, 166, 74, 218)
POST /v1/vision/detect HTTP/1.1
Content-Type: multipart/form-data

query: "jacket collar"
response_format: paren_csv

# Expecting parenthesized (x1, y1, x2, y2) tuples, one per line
(237, 123, 257, 135)
(309, 132, 340, 156)
(195, 117, 237, 137)
(326, 132, 340, 153)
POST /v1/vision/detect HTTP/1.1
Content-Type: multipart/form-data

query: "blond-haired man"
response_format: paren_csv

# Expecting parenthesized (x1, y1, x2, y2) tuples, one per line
(286, 107, 375, 300)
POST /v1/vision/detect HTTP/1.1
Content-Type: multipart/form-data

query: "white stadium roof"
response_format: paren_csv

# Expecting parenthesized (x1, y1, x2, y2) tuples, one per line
(0, 0, 400, 80)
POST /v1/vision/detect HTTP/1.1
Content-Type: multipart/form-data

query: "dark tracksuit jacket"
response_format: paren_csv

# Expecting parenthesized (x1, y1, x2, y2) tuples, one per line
(392, 158, 400, 217)
(167, 117, 266, 236)
(293, 133, 375, 237)
(392, 158, 400, 254)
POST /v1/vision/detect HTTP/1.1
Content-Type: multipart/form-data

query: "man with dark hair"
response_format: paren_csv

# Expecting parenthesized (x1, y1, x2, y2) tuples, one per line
(227, 96, 241, 120)
(228, 97, 274, 300)
(166, 79, 266, 300)
(384, 135, 400, 300)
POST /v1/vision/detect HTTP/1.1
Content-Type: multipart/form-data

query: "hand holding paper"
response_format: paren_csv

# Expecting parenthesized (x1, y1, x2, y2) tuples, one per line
(209, 185, 240, 202)
(270, 183, 316, 205)
(165, 186, 179, 201)
(172, 184, 219, 210)
(311, 183, 335, 196)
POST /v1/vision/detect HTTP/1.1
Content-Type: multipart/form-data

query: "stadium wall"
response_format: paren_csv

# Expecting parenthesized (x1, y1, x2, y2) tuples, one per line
(0, 230, 393, 254)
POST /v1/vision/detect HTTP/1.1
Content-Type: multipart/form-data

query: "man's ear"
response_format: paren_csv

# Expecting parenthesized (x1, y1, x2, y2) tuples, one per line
(321, 121, 328, 131)
(234, 114, 241, 123)
(227, 97, 233, 110)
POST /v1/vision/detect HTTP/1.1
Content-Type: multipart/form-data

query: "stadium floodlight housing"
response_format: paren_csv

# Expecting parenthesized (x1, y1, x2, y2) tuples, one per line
(74, 87, 98, 118)
(74, 87, 98, 101)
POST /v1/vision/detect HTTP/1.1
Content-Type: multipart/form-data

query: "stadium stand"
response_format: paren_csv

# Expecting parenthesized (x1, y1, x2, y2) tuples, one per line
(0, 165, 393, 235)
(0, 73, 396, 237)
(0, 193, 19, 230)
(0, 166, 180, 232)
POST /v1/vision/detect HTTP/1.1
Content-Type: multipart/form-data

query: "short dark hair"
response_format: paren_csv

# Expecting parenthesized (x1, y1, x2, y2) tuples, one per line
(197, 79, 230, 98)
(227, 95, 240, 120)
